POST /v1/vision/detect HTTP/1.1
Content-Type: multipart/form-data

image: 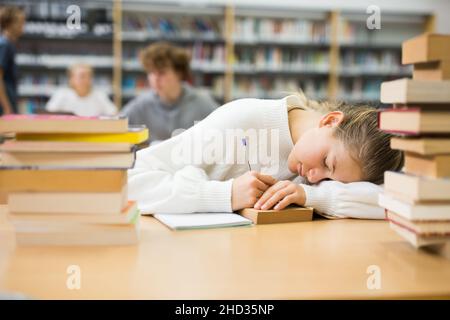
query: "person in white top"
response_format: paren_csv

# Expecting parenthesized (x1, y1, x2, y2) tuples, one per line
(45, 63, 117, 116)
(128, 93, 404, 219)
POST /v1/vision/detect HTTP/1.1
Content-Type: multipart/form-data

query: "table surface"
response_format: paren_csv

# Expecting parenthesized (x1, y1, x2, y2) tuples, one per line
(1, 206, 450, 299)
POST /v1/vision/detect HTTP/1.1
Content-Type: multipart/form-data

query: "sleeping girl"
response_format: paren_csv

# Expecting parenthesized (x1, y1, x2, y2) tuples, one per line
(128, 93, 403, 219)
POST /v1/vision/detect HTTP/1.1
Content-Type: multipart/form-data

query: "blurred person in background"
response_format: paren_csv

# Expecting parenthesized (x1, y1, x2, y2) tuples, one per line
(120, 41, 218, 144)
(46, 63, 117, 116)
(0, 5, 25, 115)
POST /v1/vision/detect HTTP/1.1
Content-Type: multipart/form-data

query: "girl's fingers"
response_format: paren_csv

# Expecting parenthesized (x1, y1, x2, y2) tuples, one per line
(261, 188, 290, 210)
(253, 178, 270, 192)
(254, 182, 285, 208)
(255, 173, 277, 186)
(274, 194, 296, 210)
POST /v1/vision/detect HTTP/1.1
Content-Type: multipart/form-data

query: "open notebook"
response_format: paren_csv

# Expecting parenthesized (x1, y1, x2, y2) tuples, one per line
(153, 213, 253, 230)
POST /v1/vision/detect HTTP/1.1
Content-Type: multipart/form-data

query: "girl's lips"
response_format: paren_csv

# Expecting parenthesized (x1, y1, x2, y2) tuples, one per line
(297, 163, 303, 177)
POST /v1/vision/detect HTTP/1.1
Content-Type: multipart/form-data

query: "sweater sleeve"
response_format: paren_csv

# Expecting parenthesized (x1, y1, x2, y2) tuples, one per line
(301, 180, 385, 219)
(127, 99, 262, 214)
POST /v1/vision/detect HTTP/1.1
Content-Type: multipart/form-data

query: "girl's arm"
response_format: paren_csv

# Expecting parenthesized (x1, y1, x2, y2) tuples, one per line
(128, 99, 266, 214)
(301, 180, 384, 219)
(128, 126, 233, 214)
(255, 177, 384, 219)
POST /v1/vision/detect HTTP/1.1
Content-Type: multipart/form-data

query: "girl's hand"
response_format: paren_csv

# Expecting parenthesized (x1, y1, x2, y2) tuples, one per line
(231, 171, 277, 211)
(254, 180, 306, 211)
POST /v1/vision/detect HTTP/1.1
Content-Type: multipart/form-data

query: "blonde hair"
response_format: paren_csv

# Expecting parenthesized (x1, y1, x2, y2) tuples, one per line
(67, 63, 94, 78)
(294, 92, 404, 185)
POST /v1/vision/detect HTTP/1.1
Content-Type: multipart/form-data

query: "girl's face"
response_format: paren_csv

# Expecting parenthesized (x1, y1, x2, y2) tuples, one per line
(287, 112, 363, 184)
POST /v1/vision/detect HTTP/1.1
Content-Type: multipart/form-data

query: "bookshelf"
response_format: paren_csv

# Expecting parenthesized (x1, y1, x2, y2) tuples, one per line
(336, 12, 429, 104)
(116, 2, 434, 107)
(118, 1, 226, 107)
(8, 1, 435, 112)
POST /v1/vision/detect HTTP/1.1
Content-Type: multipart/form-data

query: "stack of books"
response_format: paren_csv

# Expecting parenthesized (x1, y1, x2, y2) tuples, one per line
(0, 114, 149, 246)
(378, 33, 450, 257)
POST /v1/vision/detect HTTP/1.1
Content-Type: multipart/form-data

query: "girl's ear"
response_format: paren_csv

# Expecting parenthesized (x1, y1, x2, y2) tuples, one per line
(319, 111, 344, 128)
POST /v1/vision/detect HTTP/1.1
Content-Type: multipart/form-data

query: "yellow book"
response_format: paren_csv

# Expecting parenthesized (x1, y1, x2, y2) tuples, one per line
(15, 126, 149, 144)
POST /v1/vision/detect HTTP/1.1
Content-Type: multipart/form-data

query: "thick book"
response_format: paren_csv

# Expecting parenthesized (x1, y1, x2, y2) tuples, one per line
(1, 151, 136, 169)
(15, 125, 149, 144)
(402, 33, 450, 64)
(413, 60, 450, 81)
(389, 221, 450, 248)
(238, 206, 313, 224)
(404, 153, 450, 178)
(378, 192, 450, 220)
(8, 186, 127, 215)
(0, 140, 134, 153)
(153, 213, 252, 230)
(378, 108, 450, 134)
(390, 137, 450, 155)
(0, 114, 128, 134)
(380, 78, 450, 104)
(386, 210, 450, 236)
(0, 167, 126, 192)
(9, 201, 139, 225)
(13, 215, 140, 246)
(384, 171, 450, 202)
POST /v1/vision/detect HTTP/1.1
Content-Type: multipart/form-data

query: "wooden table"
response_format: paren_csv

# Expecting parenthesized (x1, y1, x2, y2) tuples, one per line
(1, 206, 450, 299)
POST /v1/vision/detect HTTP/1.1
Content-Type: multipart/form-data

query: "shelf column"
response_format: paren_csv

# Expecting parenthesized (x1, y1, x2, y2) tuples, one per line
(424, 14, 436, 33)
(113, 0, 123, 109)
(224, 4, 235, 103)
(327, 10, 340, 101)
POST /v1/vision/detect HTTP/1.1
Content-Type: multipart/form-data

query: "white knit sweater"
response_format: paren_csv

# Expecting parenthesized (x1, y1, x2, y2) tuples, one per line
(128, 95, 384, 219)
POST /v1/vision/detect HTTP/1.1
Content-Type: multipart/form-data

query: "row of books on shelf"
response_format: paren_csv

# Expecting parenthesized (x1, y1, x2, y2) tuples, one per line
(377, 33, 450, 259)
(340, 51, 411, 74)
(24, 21, 112, 38)
(17, 98, 46, 114)
(0, 115, 149, 246)
(17, 40, 111, 58)
(337, 19, 418, 46)
(234, 18, 330, 44)
(18, 85, 113, 97)
(19, 73, 112, 89)
(211, 76, 327, 100)
(338, 79, 383, 102)
(122, 76, 148, 95)
(338, 20, 374, 45)
(121, 15, 223, 41)
(16, 54, 114, 68)
(234, 48, 329, 72)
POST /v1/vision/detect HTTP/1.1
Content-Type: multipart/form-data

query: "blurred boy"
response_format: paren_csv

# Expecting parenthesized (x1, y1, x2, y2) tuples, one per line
(121, 42, 218, 143)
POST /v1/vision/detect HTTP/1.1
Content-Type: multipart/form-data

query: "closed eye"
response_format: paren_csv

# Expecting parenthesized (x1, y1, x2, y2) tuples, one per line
(323, 156, 329, 171)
